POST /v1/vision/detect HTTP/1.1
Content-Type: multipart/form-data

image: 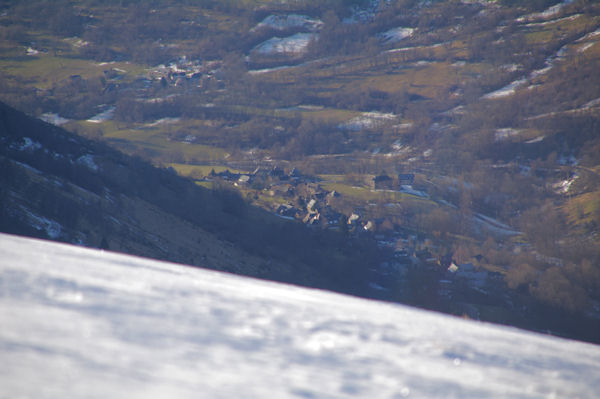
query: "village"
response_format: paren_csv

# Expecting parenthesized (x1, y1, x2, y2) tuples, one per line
(205, 164, 504, 314)
(207, 165, 418, 233)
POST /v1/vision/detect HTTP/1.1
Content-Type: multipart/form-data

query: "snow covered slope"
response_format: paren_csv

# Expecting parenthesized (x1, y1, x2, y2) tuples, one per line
(1, 233, 598, 399)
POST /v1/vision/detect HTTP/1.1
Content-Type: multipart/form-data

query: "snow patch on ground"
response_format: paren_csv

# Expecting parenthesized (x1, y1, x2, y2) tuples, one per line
(526, 96, 600, 120)
(461, 0, 497, 5)
(525, 136, 545, 144)
(142, 94, 179, 104)
(1, 233, 599, 399)
(379, 27, 414, 43)
(523, 13, 581, 28)
(484, 41, 569, 100)
(386, 42, 444, 54)
(181, 134, 195, 143)
(19, 209, 62, 238)
(15, 137, 42, 152)
(581, 97, 600, 109)
(500, 63, 521, 72)
(391, 140, 407, 151)
(369, 282, 388, 291)
(252, 14, 322, 32)
(399, 185, 428, 198)
(483, 78, 527, 99)
(530, 65, 553, 79)
(516, 0, 574, 23)
(339, 111, 396, 131)
(553, 174, 578, 194)
(474, 213, 522, 236)
(394, 122, 414, 130)
(253, 33, 316, 55)
(292, 105, 324, 111)
(248, 65, 295, 75)
(577, 28, 600, 42)
(145, 117, 181, 127)
(414, 60, 431, 66)
(77, 154, 99, 172)
(578, 42, 596, 53)
(526, 98, 600, 120)
(13, 160, 42, 174)
(40, 113, 70, 126)
(494, 128, 522, 142)
(64, 37, 89, 48)
(441, 105, 466, 116)
(86, 107, 115, 123)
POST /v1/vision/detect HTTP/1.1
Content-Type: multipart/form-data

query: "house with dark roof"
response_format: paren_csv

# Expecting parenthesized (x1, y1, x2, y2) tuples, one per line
(372, 174, 394, 190)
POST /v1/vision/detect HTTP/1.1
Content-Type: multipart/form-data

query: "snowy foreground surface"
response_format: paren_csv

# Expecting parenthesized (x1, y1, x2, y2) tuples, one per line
(1, 233, 599, 399)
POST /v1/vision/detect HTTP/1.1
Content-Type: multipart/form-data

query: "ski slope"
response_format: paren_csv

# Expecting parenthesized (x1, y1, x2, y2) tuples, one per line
(1, 233, 598, 398)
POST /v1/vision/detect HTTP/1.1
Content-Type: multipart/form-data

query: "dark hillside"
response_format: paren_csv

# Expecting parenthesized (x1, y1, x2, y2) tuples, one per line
(0, 101, 380, 296)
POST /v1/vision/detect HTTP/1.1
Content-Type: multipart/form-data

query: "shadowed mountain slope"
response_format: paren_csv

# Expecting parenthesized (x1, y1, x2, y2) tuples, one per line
(0, 101, 380, 296)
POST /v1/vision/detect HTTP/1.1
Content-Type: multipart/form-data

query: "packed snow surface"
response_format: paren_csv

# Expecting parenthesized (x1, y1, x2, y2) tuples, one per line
(1, 233, 600, 399)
